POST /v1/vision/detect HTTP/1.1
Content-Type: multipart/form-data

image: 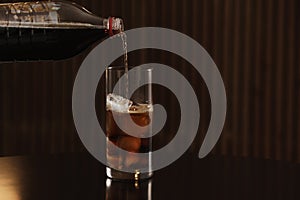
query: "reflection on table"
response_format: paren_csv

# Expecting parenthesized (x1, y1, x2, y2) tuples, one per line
(105, 178, 151, 200)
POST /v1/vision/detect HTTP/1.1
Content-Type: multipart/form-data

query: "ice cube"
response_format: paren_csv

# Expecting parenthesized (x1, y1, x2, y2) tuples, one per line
(107, 93, 133, 112)
(117, 136, 141, 153)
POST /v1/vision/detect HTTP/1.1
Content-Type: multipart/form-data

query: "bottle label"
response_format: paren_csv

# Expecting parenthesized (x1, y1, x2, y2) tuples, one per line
(1, 2, 59, 27)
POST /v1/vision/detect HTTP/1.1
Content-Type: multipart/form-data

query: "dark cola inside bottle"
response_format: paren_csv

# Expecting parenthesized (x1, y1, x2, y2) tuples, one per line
(0, 1, 123, 61)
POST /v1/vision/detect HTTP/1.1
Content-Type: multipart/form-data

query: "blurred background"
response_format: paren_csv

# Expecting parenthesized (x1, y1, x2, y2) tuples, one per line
(0, 0, 299, 163)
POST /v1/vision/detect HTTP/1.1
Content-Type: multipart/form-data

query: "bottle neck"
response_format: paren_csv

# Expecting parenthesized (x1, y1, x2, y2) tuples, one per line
(105, 17, 123, 36)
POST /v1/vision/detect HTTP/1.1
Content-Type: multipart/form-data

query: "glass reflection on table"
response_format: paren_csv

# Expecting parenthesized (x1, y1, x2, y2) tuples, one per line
(105, 178, 152, 200)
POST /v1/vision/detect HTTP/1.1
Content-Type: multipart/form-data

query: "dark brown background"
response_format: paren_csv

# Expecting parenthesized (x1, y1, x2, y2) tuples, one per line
(0, 0, 299, 163)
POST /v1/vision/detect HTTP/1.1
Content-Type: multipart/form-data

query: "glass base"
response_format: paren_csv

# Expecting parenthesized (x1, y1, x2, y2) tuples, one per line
(106, 167, 153, 181)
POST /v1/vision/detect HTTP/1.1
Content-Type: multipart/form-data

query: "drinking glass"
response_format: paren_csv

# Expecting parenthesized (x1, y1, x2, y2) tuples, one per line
(105, 66, 153, 180)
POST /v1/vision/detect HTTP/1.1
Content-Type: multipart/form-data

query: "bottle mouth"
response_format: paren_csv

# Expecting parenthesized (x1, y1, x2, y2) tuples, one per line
(108, 17, 124, 36)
